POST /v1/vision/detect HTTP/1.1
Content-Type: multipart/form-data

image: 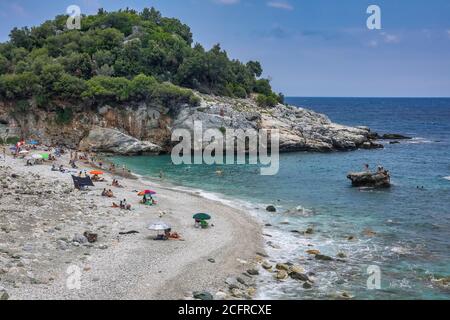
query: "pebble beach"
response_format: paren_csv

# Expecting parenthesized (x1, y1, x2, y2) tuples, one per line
(0, 149, 264, 300)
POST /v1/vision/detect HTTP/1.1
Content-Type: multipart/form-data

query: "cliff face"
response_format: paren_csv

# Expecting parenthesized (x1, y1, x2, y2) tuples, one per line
(0, 94, 382, 154)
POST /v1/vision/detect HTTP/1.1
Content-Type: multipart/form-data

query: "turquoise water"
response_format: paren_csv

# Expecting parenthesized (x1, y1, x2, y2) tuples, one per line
(112, 98, 450, 300)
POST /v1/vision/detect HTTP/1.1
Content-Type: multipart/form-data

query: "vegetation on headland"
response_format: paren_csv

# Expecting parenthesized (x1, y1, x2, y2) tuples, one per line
(0, 7, 283, 109)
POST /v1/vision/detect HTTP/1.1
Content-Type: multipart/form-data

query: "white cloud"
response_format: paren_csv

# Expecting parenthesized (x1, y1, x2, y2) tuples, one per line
(381, 32, 400, 44)
(267, 1, 294, 11)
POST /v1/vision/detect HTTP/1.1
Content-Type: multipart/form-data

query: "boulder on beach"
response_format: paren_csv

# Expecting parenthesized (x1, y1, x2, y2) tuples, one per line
(79, 126, 161, 155)
(266, 205, 277, 213)
(347, 171, 391, 188)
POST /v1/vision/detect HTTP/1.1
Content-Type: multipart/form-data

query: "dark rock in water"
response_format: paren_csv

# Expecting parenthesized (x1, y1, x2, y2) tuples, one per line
(256, 251, 269, 258)
(389, 141, 400, 145)
(360, 141, 384, 149)
(266, 205, 277, 213)
(247, 268, 259, 276)
(303, 282, 313, 289)
(381, 133, 412, 140)
(290, 272, 310, 282)
(315, 254, 334, 261)
(347, 171, 391, 188)
(193, 291, 214, 300)
(305, 227, 314, 235)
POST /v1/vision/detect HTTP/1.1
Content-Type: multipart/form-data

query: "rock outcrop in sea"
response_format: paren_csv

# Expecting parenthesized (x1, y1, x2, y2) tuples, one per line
(0, 94, 382, 154)
(347, 171, 391, 188)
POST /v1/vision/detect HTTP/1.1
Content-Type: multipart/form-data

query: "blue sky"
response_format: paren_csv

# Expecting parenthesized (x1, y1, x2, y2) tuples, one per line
(1, 0, 450, 97)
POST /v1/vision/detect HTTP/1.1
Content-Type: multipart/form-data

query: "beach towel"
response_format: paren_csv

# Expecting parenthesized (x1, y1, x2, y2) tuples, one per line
(71, 175, 94, 190)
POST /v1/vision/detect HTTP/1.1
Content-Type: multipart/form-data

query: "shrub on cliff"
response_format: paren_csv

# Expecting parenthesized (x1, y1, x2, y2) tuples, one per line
(82, 74, 199, 108)
(256, 93, 281, 108)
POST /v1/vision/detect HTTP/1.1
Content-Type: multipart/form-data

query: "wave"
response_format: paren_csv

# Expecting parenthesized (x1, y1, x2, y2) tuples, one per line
(444, 176, 450, 181)
(405, 137, 434, 144)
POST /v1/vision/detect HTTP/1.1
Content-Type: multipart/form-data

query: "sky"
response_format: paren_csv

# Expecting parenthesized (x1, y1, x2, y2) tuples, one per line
(1, 0, 450, 97)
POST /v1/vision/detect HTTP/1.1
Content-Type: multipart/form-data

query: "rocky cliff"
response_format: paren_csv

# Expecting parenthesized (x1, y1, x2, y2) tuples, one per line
(0, 94, 382, 154)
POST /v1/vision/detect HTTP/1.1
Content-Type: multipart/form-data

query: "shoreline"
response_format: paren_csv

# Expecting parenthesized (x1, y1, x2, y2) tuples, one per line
(0, 150, 264, 300)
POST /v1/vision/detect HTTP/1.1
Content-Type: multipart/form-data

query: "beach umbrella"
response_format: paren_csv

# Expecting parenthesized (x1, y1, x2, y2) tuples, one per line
(138, 190, 157, 196)
(193, 213, 211, 220)
(90, 170, 104, 175)
(32, 154, 43, 160)
(147, 222, 171, 231)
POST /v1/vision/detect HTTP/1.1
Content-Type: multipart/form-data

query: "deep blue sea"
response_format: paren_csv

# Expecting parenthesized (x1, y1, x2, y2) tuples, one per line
(112, 97, 450, 300)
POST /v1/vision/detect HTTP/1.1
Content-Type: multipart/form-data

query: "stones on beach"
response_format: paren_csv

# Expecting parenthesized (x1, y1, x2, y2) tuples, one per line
(193, 291, 214, 300)
(73, 234, 88, 244)
(306, 249, 321, 255)
(247, 268, 259, 276)
(230, 288, 244, 298)
(0, 287, 9, 300)
(57, 240, 69, 251)
(266, 205, 277, 213)
(261, 261, 272, 270)
(208, 258, 216, 263)
(256, 251, 269, 258)
(275, 263, 290, 271)
(275, 270, 289, 281)
(83, 231, 98, 243)
(214, 291, 228, 300)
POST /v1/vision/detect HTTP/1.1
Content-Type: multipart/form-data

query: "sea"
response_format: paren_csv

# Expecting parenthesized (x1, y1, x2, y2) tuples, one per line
(111, 97, 450, 300)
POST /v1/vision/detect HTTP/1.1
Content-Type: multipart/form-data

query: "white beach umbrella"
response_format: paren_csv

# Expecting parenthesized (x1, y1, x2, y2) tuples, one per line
(148, 222, 171, 231)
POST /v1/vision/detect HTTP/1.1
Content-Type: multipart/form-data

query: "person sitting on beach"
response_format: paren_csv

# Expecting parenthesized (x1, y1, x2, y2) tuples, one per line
(92, 174, 105, 182)
(120, 199, 131, 210)
(26, 159, 33, 166)
(101, 188, 108, 197)
(59, 165, 65, 173)
(112, 179, 124, 188)
(51, 164, 59, 171)
(106, 189, 114, 198)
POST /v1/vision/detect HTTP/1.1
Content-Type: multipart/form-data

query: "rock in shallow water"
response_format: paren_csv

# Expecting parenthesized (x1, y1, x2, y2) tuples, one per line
(193, 291, 214, 300)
